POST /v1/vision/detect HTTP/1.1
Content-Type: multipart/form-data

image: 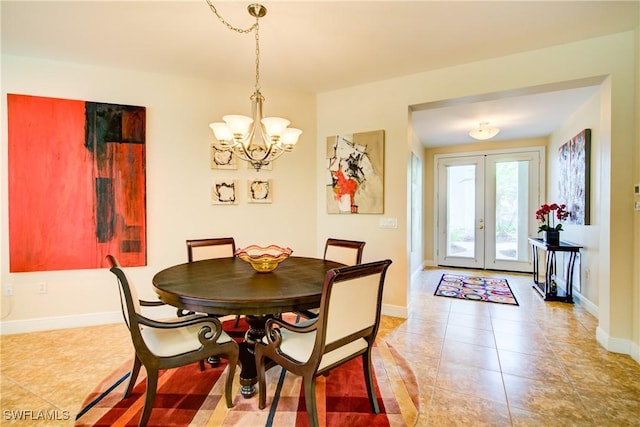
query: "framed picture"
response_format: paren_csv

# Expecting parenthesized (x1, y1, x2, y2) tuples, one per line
(210, 145, 237, 169)
(326, 130, 384, 214)
(558, 129, 591, 224)
(247, 179, 272, 203)
(212, 179, 238, 204)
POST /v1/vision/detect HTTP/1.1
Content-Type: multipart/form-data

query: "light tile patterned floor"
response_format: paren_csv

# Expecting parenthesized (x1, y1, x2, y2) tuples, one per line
(1, 267, 639, 426)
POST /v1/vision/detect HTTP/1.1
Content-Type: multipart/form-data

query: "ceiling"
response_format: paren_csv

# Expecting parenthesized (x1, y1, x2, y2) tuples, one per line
(2, 1, 638, 146)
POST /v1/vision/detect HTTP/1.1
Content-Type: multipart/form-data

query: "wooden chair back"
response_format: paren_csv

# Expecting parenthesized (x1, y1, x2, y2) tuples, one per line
(323, 238, 365, 266)
(187, 237, 236, 262)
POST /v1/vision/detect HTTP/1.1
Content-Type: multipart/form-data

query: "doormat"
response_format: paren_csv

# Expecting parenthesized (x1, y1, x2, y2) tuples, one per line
(434, 273, 519, 305)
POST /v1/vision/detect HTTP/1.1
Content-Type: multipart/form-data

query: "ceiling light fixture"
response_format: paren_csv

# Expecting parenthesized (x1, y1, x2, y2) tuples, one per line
(469, 121, 500, 140)
(207, 1, 302, 171)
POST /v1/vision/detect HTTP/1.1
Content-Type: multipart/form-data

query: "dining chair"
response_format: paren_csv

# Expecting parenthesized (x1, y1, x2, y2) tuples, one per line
(255, 259, 392, 427)
(296, 238, 366, 320)
(106, 255, 238, 427)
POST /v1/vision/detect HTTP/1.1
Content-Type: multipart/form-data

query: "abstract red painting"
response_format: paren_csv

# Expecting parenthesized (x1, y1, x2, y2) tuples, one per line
(7, 94, 146, 272)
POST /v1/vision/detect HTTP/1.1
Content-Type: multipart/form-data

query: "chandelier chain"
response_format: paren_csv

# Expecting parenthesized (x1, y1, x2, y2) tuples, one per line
(205, 0, 261, 91)
(205, 0, 257, 34)
(254, 22, 260, 91)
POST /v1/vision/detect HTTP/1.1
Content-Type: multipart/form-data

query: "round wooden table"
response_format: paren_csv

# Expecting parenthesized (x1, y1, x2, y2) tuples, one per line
(152, 256, 344, 397)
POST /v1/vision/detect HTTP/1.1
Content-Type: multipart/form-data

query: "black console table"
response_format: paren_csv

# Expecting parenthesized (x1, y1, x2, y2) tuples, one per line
(528, 237, 582, 303)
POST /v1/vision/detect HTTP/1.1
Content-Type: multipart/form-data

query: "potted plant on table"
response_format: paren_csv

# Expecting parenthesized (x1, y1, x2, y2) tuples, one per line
(535, 203, 569, 245)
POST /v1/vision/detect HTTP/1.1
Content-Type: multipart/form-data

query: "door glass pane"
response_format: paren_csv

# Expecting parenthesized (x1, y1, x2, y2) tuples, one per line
(495, 160, 529, 261)
(446, 164, 475, 258)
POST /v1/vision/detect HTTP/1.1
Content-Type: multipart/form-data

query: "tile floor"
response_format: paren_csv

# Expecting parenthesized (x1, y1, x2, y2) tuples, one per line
(1, 267, 639, 426)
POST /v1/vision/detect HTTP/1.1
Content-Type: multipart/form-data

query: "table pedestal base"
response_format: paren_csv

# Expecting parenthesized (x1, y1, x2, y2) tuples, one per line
(237, 314, 275, 398)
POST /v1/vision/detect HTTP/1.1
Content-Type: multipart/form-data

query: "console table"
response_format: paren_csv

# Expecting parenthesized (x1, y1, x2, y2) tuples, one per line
(528, 237, 582, 303)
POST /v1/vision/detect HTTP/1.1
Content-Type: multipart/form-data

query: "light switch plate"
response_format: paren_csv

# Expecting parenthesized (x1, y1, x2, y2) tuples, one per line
(379, 218, 398, 229)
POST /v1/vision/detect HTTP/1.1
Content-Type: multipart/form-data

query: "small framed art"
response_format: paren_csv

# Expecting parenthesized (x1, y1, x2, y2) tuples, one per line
(247, 179, 272, 203)
(212, 179, 238, 204)
(210, 145, 237, 169)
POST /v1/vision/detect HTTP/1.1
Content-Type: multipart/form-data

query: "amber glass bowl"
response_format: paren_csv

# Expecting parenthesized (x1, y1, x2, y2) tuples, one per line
(235, 245, 293, 273)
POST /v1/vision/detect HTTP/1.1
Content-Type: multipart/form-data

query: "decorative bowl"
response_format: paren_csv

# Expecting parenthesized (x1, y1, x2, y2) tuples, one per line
(235, 244, 293, 273)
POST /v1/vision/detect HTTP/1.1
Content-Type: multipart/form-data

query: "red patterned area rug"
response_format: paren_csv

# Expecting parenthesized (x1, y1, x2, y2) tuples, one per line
(74, 339, 419, 427)
(434, 273, 519, 305)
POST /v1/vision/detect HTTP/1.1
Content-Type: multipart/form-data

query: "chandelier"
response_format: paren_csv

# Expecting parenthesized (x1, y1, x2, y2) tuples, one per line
(207, 1, 302, 171)
(469, 121, 500, 140)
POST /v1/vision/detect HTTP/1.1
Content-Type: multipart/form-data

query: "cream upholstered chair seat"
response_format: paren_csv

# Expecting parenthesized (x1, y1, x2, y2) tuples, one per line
(262, 324, 368, 371)
(255, 259, 392, 427)
(141, 321, 234, 358)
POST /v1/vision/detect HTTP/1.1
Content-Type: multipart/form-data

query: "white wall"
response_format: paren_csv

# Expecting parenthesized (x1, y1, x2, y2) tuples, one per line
(316, 31, 638, 359)
(0, 55, 317, 332)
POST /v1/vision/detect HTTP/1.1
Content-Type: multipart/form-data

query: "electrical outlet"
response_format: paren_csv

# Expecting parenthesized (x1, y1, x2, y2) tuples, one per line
(4, 284, 13, 296)
(37, 282, 47, 294)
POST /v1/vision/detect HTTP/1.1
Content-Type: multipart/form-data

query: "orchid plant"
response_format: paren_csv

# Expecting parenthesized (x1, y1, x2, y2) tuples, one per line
(535, 203, 569, 233)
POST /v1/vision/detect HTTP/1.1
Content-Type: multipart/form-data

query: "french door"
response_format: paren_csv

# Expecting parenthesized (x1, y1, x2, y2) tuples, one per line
(436, 150, 542, 272)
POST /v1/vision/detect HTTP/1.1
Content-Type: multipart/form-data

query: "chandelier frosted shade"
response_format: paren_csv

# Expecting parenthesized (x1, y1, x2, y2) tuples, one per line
(469, 122, 500, 140)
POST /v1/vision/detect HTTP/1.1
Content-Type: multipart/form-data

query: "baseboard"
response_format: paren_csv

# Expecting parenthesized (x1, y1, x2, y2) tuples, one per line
(381, 303, 408, 319)
(573, 291, 599, 318)
(596, 326, 634, 356)
(0, 305, 176, 335)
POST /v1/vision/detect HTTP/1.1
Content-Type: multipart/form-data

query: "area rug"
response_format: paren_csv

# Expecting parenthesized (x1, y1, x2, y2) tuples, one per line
(434, 273, 519, 305)
(74, 339, 419, 426)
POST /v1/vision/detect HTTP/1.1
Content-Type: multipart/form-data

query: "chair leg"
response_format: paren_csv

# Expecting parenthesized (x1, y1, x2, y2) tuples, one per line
(256, 347, 267, 410)
(362, 350, 380, 414)
(124, 356, 142, 398)
(303, 374, 319, 427)
(233, 315, 241, 328)
(139, 368, 158, 427)
(224, 345, 238, 408)
(198, 359, 205, 371)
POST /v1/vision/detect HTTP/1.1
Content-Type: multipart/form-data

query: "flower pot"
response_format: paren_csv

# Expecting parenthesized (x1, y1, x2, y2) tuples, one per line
(542, 230, 560, 245)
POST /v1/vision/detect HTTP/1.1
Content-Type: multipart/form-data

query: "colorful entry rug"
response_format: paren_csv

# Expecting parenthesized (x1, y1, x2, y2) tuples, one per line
(74, 340, 419, 427)
(434, 273, 519, 305)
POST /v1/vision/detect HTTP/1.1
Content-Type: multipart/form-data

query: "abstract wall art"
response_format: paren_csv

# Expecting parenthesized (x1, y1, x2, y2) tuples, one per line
(212, 179, 238, 204)
(7, 94, 147, 272)
(210, 145, 237, 169)
(247, 179, 272, 203)
(558, 129, 591, 225)
(326, 130, 384, 214)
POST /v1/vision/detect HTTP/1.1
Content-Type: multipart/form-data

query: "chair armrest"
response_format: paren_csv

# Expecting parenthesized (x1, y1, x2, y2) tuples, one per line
(139, 299, 165, 307)
(135, 313, 224, 345)
(135, 312, 220, 330)
(264, 316, 318, 347)
(266, 316, 317, 334)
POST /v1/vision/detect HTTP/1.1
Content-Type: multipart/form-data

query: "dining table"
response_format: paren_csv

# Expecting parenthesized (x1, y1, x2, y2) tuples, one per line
(152, 256, 344, 398)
